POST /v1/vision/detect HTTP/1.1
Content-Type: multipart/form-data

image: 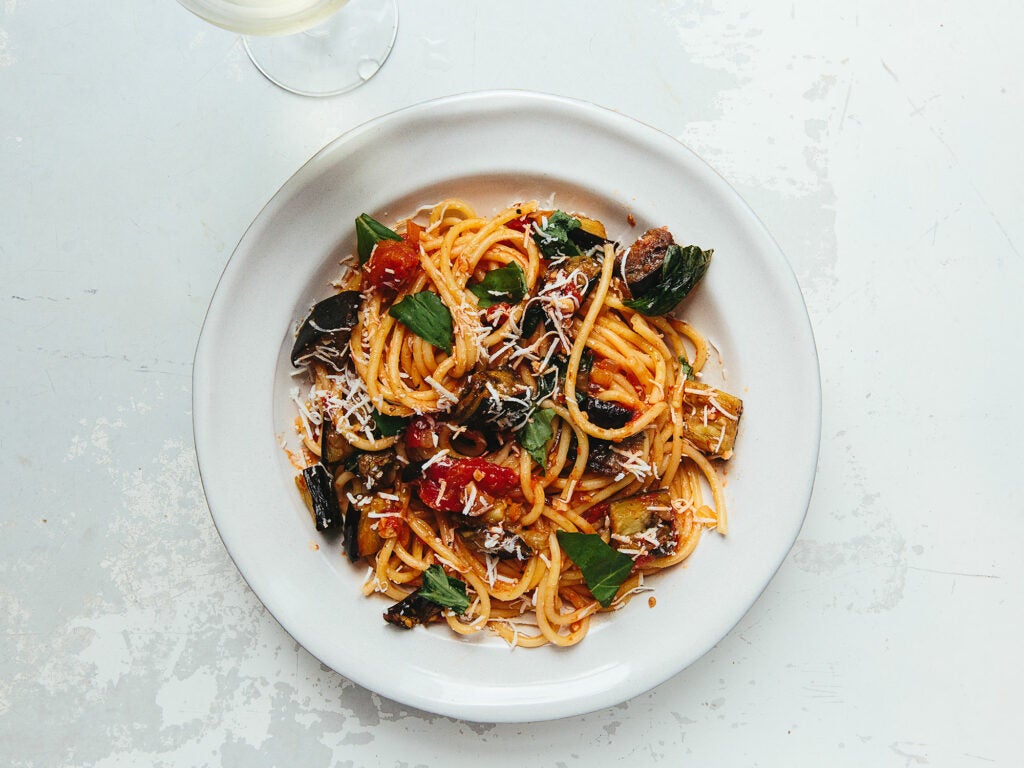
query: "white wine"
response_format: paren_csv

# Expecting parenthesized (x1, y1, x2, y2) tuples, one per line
(179, 0, 350, 36)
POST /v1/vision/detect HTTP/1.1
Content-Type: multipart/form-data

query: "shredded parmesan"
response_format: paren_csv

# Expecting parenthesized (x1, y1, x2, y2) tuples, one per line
(420, 449, 450, 470)
(425, 375, 458, 407)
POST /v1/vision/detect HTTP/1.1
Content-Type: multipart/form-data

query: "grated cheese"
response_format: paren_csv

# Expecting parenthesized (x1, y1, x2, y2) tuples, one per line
(424, 375, 458, 408)
(420, 449, 449, 470)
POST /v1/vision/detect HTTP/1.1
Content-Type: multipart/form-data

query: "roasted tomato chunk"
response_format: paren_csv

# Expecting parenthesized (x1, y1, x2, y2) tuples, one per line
(404, 415, 438, 451)
(418, 457, 519, 513)
(365, 239, 420, 290)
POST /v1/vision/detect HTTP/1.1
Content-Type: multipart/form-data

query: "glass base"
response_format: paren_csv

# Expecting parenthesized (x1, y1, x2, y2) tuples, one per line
(243, 0, 398, 97)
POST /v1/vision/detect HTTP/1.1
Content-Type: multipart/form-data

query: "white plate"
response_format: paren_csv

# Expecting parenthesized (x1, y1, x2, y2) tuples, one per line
(193, 90, 820, 723)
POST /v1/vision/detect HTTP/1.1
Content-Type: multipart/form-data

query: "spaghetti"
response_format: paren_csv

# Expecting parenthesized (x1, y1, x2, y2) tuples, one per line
(288, 199, 743, 648)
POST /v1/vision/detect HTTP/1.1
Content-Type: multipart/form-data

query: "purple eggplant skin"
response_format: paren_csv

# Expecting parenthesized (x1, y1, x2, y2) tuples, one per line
(584, 397, 634, 429)
(384, 593, 443, 629)
(290, 291, 361, 367)
(460, 527, 534, 561)
(302, 464, 343, 532)
(320, 419, 354, 467)
(342, 494, 361, 563)
(568, 226, 612, 253)
(586, 434, 645, 476)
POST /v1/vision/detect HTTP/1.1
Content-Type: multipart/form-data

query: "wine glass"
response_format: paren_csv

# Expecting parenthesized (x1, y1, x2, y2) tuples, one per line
(177, 0, 398, 97)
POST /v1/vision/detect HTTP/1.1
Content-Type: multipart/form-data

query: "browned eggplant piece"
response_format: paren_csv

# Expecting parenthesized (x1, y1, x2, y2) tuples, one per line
(298, 464, 342, 532)
(568, 222, 612, 253)
(350, 494, 405, 559)
(583, 397, 634, 429)
(586, 434, 645, 476)
(608, 489, 673, 537)
(383, 593, 443, 629)
(460, 527, 534, 561)
(290, 291, 360, 367)
(354, 502, 383, 559)
(559, 253, 603, 286)
(450, 369, 533, 432)
(355, 450, 398, 491)
(343, 493, 381, 562)
(624, 227, 674, 298)
(320, 418, 354, 467)
(680, 381, 744, 459)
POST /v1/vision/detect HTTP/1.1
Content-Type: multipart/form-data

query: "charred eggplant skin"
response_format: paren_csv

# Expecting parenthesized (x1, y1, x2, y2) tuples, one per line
(355, 450, 398, 491)
(568, 226, 611, 253)
(383, 593, 443, 629)
(320, 420, 353, 467)
(290, 291, 361, 367)
(585, 434, 645, 476)
(301, 464, 343, 532)
(450, 369, 533, 432)
(460, 527, 534, 561)
(583, 397, 634, 429)
(342, 495, 361, 563)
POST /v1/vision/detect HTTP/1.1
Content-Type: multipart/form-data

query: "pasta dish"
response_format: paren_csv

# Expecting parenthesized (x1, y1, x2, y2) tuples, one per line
(287, 198, 743, 647)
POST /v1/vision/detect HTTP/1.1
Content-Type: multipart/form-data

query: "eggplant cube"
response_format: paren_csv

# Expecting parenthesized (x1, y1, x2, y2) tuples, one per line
(608, 490, 672, 537)
(680, 382, 743, 458)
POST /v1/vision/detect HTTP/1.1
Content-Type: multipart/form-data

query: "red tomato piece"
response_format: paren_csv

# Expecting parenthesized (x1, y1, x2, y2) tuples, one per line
(581, 502, 609, 524)
(482, 302, 511, 326)
(419, 457, 519, 512)
(365, 239, 420, 290)
(506, 215, 532, 232)
(417, 478, 462, 512)
(404, 415, 437, 451)
(377, 514, 406, 539)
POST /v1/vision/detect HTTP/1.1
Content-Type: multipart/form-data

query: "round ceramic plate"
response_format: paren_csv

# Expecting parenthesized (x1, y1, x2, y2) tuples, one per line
(193, 90, 820, 723)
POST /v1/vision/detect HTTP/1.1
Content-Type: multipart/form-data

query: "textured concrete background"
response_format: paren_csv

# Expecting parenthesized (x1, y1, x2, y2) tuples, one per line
(1, 1, 1020, 765)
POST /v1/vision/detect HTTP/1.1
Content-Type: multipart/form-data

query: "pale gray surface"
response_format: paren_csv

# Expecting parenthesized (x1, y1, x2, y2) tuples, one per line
(1, 1, 1020, 766)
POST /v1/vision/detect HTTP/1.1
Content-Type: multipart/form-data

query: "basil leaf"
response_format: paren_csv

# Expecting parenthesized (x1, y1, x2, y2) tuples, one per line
(389, 291, 453, 353)
(532, 211, 583, 259)
(518, 408, 556, 468)
(678, 357, 695, 381)
(623, 244, 712, 316)
(372, 409, 409, 438)
(556, 531, 634, 608)
(469, 261, 527, 308)
(356, 213, 402, 265)
(417, 564, 470, 614)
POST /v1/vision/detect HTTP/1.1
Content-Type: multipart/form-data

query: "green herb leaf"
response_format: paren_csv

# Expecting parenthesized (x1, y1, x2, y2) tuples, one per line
(532, 211, 583, 259)
(417, 564, 470, 614)
(518, 408, 556, 468)
(388, 291, 453, 353)
(372, 409, 409, 438)
(623, 244, 712, 316)
(469, 261, 528, 308)
(678, 357, 695, 381)
(555, 531, 635, 608)
(355, 213, 402, 265)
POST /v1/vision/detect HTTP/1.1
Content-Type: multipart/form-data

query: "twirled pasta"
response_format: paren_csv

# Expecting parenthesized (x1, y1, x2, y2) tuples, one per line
(289, 199, 742, 647)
